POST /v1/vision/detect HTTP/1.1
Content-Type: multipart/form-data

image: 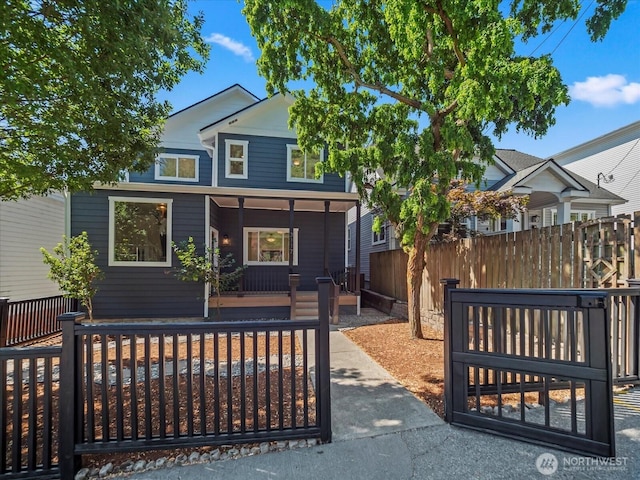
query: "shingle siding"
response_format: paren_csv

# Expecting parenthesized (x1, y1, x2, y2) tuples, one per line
(71, 191, 205, 318)
(217, 134, 345, 192)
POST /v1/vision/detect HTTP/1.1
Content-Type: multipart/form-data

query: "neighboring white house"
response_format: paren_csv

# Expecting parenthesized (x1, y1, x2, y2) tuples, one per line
(552, 120, 640, 217)
(0, 194, 66, 301)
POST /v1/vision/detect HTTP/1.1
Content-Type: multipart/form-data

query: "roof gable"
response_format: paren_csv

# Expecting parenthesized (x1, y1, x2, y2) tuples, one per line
(161, 85, 260, 150)
(199, 93, 295, 141)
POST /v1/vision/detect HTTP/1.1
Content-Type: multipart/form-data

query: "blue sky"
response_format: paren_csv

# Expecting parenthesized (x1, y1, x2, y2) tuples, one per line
(160, 0, 640, 159)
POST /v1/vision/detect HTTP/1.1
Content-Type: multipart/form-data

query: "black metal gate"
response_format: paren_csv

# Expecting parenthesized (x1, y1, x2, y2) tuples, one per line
(443, 280, 615, 457)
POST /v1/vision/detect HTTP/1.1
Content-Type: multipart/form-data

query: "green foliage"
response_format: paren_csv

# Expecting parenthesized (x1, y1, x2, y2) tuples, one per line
(244, 0, 625, 247)
(243, 0, 626, 337)
(41, 232, 103, 321)
(172, 237, 246, 319)
(0, 0, 210, 200)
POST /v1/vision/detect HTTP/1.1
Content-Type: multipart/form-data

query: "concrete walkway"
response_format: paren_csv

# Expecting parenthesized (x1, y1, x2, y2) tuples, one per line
(117, 313, 640, 480)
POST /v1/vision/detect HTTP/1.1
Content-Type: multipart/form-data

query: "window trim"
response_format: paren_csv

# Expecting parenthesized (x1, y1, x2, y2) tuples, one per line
(243, 227, 299, 266)
(545, 208, 596, 226)
(286, 144, 324, 183)
(225, 139, 249, 179)
(371, 222, 386, 246)
(154, 153, 199, 182)
(347, 227, 352, 251)
(108, 196, 173, 267)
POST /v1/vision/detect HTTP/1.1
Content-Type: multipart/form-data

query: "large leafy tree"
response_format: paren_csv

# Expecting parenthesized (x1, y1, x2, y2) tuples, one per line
(244, 0, 627, 338)
(0, 0, 209, 200)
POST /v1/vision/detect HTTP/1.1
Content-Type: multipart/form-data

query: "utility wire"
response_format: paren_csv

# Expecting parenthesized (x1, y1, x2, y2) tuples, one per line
(549, 0, 595, 55)
(605, 138, 640, 176)
(619, 166, 640, 194)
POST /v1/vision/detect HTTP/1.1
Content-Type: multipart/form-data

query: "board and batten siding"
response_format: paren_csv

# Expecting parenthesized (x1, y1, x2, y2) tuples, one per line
(217, 207, 346, 291)
(216, 134, 346, 192)
(71, 191, 206, 318)
(128, 148, 212, 187)
(0, 194, 66, 300)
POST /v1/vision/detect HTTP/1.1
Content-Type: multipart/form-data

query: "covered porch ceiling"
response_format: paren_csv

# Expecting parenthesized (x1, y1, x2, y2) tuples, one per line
(210, 196, 355, 213)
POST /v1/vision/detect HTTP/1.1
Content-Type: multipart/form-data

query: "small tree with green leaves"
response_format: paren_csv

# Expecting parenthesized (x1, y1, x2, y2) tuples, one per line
(172, 237, 245, 319)
(41, 231, 103, 321)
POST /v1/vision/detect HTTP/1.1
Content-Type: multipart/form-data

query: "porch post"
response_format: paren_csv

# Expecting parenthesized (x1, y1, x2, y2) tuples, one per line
(324, 200, 330, 276)
(557, 200, 571, 225)
(238, 197, 244, 295)
(289, 199, 295, 274)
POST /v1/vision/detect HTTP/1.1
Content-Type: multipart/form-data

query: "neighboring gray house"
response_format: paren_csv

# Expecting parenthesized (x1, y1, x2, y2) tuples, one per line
(349, 148, 626, 284)
(0, 193, 66, 301)
(71, 85, 360, 319)
(552, 120, 640, 217)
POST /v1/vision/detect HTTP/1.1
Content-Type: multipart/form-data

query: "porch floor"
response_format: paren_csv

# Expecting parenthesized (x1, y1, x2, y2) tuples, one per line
(210, 291, 358, 308)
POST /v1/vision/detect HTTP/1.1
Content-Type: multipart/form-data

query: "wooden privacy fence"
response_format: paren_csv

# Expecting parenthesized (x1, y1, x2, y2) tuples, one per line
(1, 279, 333, 480)
(370, 213, 640, 315)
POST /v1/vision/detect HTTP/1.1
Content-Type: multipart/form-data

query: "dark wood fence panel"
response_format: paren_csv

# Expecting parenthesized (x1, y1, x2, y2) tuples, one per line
(1, 296, 77, 347)
(0, 346, 61, 479)
(444, 284, 615, 457)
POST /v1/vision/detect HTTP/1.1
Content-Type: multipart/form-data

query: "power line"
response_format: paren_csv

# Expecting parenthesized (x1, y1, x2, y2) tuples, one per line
(619, 166, 640, 194)
(606, 138, 640, 176)
(549, 0, 595, 55)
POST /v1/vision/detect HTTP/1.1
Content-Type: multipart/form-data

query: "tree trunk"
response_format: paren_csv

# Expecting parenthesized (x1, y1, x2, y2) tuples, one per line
(407, 229, 428, 339)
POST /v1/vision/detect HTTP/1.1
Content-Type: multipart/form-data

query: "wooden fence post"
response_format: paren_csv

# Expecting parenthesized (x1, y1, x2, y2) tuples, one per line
(316, 277, 332, 443)
(0, 298, 8, 348)
(441, 278, 459, 424)
(58, 311, 85, 480)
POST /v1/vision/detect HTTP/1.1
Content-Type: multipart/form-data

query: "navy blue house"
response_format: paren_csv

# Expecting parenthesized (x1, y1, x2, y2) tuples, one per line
(71, 85, 362, 319)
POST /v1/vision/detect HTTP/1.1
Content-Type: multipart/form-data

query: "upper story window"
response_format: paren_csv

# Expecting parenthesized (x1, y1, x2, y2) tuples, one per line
(225, 139, 249, 179)
(155, 154, 199, 182)
(244, 227, 298, 266)
(287, 144, 323, 183)
(372, 221, 386, 245)
(108, 196, 172, 267)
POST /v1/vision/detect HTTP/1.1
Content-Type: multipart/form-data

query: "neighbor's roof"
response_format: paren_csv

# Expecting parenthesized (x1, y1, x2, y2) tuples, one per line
(492, 149, 626, 203)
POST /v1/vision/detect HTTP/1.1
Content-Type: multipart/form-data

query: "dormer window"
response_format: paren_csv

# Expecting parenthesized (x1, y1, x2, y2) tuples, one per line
(287, 144, 323, 183)
(225, 139, 249, 179)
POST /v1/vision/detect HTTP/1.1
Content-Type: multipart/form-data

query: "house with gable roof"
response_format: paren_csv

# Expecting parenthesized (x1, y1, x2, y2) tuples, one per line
(70, 85, 361, 320)
(348, 148, 625, 284)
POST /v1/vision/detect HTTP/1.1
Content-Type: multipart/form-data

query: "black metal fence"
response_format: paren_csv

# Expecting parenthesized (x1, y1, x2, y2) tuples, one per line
(443, 280, 615, 457)
(0, 280, 332, 480)
(0, 345, 61, 479)
(236, 268, 290, 293)
(0, 296, 78, 347)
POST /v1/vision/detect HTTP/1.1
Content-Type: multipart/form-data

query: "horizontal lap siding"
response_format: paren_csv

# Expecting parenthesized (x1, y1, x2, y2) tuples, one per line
(218, 208, 345, 291)
(217, 134, 345, 192)
(72, 191, 205, 318)
(128, 148, 212, 186)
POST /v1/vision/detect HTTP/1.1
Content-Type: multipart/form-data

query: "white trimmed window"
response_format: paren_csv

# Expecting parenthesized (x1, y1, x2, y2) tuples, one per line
(372, 222, 386, 245)
(347, 227, 352, 251)
(286, 144, 323, 183)
(155, 153, 199, 182)
(243, 228, 298, 266)
(108, 197, 172, 267)
(546, 208, 595, 226)
(225, 139, 249, 179)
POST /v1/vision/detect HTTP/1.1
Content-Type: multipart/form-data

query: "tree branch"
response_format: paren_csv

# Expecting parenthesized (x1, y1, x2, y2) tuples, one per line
(322, 35, 423, 110)
(422, 2, 466, 68)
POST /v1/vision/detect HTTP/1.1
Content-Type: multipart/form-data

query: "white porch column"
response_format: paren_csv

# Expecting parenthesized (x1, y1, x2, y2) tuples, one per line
(557, 200, 572, 225)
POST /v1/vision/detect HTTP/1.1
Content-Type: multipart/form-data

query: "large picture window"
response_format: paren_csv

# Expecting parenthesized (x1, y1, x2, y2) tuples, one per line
(155, 154, 199, 181)
(244, 228, 298, 266)
(225, 139, 249, 179)
(109, 197, 172, 266)
(287, 144, 323, 183)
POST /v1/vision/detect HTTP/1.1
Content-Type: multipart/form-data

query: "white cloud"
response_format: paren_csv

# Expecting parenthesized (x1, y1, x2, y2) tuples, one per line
(569, 74, 640, 107)
(205, 33, 255, 62)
